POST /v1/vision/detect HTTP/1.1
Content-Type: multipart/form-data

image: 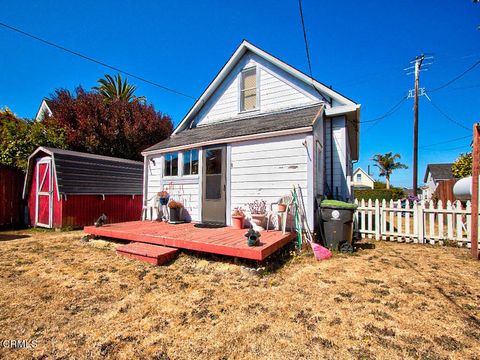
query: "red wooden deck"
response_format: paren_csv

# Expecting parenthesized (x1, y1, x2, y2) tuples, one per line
(84, 221, 296, 261)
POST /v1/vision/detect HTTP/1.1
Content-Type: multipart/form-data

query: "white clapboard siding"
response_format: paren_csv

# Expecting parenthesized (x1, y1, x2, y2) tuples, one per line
(164, 182, 200, 222)
(354, 198, 477, 247)
(230, 134, 310, 227)
(193, 52, 318, 126)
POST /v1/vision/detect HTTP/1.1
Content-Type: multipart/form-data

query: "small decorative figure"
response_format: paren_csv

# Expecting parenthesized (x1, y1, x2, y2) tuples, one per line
(94, 214, 107, 227)
(244, 226, 261, 247)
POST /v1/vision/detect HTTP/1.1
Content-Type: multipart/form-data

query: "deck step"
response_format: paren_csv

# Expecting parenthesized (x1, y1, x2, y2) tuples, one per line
(116, 242, 178, 266)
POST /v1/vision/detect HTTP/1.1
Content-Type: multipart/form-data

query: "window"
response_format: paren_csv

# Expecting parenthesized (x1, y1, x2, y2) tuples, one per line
(205, 149, 223, 199)
(164, 153, 178, 177)
(240, 67, 257, 111)
(356, 173, 362, 182)
(183, 149, 199, 176)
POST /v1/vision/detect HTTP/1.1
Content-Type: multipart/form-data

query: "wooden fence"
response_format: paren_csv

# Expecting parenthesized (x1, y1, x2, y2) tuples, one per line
(0, 165, 25, 227)
(354, 199, 476, 247)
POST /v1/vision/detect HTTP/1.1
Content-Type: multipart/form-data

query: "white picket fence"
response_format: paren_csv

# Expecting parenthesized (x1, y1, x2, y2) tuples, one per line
(354, 199, 477, 247)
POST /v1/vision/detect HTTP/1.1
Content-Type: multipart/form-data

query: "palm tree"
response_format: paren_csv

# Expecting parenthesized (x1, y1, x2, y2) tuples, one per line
(94, 73, 146, 103)
(371, 152, 408, 189)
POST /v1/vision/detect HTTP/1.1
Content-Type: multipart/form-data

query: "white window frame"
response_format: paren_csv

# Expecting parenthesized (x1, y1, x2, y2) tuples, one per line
(238, 66, 260, 113)
(182, 149, 199, 177)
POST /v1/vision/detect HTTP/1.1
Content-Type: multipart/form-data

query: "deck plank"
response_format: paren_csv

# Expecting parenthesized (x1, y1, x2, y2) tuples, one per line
(84, 221, 294, 261)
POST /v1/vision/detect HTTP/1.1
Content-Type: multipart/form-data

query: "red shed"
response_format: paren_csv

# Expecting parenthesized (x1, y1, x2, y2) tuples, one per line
(23, 147, 143, 228)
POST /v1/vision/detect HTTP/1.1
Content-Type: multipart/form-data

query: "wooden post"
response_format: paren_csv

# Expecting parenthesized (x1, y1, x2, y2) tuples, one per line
(374, 199, 381, 240)
(471, 123, 480, 260)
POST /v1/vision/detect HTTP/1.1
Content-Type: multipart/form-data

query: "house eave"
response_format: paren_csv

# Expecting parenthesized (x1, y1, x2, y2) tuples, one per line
(142, 126, 313, 156)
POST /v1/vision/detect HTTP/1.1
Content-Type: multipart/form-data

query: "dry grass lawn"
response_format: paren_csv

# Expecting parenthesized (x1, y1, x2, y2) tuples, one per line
(0, 229, 479, 359)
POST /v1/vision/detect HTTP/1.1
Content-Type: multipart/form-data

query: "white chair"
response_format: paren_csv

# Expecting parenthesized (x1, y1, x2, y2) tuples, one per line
(266, 195, 294, 234)
(142, 194, 165, 221)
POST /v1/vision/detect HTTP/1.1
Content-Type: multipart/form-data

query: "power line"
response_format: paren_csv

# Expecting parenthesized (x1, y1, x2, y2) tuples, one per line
(360, 96, 407, 124)
(423, 144, 471, 152)
(429, 59, 480, 92)
(0, 21, 196, 100)
(420, 135, 472, 149)
(425, 95, 471, 132)
(298, 0, 313, 79)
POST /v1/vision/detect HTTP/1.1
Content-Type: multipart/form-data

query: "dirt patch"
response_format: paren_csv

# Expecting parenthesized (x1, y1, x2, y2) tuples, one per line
(0, 230, 479, 359)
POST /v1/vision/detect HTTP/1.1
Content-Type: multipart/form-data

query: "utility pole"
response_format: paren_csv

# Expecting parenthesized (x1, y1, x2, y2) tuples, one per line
(412, 54, 424, 197)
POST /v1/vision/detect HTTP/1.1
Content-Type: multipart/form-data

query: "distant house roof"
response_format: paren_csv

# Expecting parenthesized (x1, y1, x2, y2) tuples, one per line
(143, 104, 323, 153)
(423, 163, 455, 183)
(34, 99, 54, 122)
(352, 167, 374, 183)
(24, 147, 143, 199)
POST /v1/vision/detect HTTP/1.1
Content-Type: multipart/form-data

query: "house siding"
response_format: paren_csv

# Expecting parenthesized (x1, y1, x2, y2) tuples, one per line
(230, 133, 312, 228)
(193, 52, 319, 127)
(144, 153, 201, 222)
(324, 116, 350, 200)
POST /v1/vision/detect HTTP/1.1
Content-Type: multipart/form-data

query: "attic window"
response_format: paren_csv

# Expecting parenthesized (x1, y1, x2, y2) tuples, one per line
(240, 67, 257, 111)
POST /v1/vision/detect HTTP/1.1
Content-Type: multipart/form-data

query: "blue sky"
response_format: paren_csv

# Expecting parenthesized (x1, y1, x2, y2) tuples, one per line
(0, 0, 479, 187)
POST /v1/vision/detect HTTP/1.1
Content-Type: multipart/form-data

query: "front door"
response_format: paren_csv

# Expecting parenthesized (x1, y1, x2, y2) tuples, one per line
(202, 146, 226, 224)
(35, 159, 53, 227)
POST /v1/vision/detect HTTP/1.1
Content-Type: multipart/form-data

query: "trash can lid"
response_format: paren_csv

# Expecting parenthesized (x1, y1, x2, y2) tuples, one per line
(320, 200, 357, 210)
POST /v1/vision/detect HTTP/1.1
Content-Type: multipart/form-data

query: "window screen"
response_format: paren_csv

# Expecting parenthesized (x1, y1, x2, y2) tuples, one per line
(205, 149, 222, 200)
(240, 67, 257, 111)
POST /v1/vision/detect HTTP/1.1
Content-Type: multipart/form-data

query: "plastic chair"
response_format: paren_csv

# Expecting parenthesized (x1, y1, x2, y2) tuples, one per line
(266, 195, 293, 234)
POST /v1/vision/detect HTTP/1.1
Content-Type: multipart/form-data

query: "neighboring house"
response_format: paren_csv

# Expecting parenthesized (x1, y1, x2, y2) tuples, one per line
(351, 168, 374, 189)
(34, 98, 53, 121)
(423, 163, 455, 200)
(142, 40, 361, 229)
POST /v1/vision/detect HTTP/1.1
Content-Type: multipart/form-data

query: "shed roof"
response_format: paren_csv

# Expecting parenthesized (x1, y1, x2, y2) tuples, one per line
(143, 103, 323, 153)
(24, 147, 143, 198)
(423, 163, 455, 183)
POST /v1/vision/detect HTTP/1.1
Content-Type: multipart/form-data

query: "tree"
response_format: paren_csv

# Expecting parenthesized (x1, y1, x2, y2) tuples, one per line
(0, 108, 67, 170)
(371, 152, 408, 189)
(94, 73, 146, 103)
(45, 86, 173, 160)
(452, 152, 472, 178)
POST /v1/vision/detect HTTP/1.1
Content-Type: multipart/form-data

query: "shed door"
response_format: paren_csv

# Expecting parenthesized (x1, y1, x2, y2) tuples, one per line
(35, 159, 53, 228)
(202, 146, 226, 224)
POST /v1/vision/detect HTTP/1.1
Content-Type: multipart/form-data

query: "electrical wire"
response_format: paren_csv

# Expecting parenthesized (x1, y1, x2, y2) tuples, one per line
(429, 59, 480, 92)
(0, 21, 196, 100)
(425, 96, 471, 132)
(360, 96, 407, 132)
(422, 145, 471, 152)
(420, 135, 471, 149)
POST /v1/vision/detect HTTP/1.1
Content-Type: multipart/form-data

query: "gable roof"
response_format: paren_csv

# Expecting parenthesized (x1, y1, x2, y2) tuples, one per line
(143, 104, 323, 154)
(24, 147, 143, 199)
(423, 163, 455, 183)
(352, 167, 375, 183)
(34, 99, 53, 122)
(173, 40, 357, 135)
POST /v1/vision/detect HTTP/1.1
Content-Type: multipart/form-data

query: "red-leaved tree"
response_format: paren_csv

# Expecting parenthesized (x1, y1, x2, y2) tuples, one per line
(44, 86, 173, 160)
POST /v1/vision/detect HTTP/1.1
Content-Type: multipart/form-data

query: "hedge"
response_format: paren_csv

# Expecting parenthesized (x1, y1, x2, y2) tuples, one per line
(354, 188, 406, 202)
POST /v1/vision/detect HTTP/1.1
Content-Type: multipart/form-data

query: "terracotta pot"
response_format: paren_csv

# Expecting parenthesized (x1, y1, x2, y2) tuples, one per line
(231, 216, 245, 229)
(277, 203, 287, 212)
(250, 214, 266, 229)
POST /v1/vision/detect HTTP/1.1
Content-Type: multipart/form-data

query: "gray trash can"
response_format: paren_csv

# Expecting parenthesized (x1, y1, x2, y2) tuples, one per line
(320, 200, 357, 252)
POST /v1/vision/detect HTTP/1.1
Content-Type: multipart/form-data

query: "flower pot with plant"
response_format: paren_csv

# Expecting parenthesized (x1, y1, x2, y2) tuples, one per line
(231, 208, 245, 229)
(168, 200, 184, 223)
(248, 200, 267, 230)
(158, 191, 169, 205)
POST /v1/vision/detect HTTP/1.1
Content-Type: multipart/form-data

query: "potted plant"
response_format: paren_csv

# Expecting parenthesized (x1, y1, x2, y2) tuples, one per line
(158, 191, 169, 205)
(248, 200, 267, 230)
(231, 208, 245, 229)
(168, 200, 184, 223)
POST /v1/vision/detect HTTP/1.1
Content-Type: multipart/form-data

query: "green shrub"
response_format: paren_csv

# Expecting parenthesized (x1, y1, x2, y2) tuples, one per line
(354, 188, 406, 201)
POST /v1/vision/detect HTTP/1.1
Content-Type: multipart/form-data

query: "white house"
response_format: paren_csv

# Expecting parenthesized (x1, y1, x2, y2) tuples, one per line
(422, 163, 455, 200)
(351, 168, 374, 189)
(142, 41, 361, 229)
(34, 99, 53, 122)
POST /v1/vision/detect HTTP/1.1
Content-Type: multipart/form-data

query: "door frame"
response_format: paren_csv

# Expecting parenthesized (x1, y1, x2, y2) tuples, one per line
(201, 145, 227, 224)
(35, 158, 53, 228)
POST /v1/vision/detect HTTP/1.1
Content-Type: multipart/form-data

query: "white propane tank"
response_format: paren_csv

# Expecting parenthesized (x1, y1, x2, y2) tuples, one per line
(453, 176, 479, 201)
